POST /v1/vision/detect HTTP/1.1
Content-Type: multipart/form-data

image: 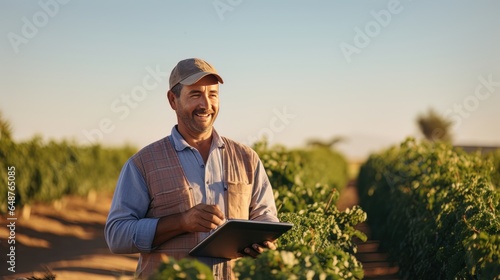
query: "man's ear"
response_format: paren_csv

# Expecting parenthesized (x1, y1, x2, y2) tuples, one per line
(167, 90, 177, 110)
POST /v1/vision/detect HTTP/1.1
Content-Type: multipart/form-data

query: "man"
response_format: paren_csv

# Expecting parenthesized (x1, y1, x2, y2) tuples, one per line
(105, 58, 279, 279)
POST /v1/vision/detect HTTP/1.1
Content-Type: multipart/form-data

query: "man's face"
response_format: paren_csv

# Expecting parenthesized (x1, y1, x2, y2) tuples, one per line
(169, 75, 220, 136)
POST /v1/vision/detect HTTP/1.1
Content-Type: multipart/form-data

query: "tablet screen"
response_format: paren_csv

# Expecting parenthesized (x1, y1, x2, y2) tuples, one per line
(189, 219, 293, 259)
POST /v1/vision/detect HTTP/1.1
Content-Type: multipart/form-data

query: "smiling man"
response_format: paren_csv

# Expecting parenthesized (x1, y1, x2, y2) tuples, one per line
(104, 58, 279, 280)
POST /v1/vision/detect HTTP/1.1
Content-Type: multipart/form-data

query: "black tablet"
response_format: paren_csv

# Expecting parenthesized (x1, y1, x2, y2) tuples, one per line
(189, 219, 293, 259)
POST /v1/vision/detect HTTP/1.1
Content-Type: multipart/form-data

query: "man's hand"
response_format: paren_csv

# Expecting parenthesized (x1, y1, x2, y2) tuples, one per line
(181, 204, 225, 233)
(153, 204, 224, 247)
(242, 240, 277, 258)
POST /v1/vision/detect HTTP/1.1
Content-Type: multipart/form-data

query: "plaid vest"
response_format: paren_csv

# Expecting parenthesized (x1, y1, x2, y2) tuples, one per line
(131, 136, 258, 279)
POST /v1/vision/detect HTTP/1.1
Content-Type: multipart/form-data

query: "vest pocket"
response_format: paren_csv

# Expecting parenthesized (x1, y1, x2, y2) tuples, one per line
(227, 181, 253, 219)
(150, 186, 193, 217)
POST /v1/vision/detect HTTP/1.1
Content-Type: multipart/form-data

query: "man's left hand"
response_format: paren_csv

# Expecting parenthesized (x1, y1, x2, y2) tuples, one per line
(242, 241, 277, 258)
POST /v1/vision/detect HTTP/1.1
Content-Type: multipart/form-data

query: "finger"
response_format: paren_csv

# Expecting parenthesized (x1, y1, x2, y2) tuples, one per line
(202, 204, 225, 220)
(264, 241, 277, 250)
(252, 244, 265, 254)
(200, 207, 225, 226)
(196, 218, 220, 231)
(184, 204, 225, 232)
(198, 212, 224, 227)
(243, 247, 258, 258)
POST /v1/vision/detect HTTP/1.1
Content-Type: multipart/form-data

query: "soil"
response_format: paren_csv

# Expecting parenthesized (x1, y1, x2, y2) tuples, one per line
(337, 181, 400, 279)
(0, 194, 138, 280)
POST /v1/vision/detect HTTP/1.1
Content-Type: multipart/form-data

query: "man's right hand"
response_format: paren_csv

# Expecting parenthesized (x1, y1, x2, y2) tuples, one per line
(153, 204, 225, 247)
(180, 204, 225, 233)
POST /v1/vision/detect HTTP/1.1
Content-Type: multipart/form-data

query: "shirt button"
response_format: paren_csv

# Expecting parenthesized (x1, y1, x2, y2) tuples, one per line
(201, 164, 205, 168)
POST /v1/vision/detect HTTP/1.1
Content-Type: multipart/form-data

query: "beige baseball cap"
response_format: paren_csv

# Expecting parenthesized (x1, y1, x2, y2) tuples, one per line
(169, 58, 224, 90)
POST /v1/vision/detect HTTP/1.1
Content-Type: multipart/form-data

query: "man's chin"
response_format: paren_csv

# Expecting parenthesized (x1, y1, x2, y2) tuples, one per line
(195, 119, 215, 129)
(193, 124, 213, 134)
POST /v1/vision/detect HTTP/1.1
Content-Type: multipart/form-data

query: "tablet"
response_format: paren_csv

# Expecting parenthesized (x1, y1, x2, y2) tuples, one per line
(189, 219, 293, 259)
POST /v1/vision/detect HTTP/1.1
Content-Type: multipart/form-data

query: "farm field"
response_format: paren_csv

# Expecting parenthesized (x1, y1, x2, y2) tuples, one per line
(0, 177, 403, 280)
(2, 116, 369, 279)
(2, 113, 498, 279)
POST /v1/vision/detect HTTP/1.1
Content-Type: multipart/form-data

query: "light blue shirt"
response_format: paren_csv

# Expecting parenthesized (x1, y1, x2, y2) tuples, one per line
(105, 126, 278, 275)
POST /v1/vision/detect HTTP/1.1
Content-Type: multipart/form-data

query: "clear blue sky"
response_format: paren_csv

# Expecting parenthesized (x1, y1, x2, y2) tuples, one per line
(1, 0, 500, 159)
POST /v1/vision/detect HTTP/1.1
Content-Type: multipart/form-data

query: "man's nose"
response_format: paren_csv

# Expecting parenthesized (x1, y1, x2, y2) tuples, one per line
(198, 93, 210, 109)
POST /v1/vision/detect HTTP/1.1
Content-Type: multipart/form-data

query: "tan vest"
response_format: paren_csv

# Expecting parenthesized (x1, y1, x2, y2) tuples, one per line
(131, 136, 258, 279)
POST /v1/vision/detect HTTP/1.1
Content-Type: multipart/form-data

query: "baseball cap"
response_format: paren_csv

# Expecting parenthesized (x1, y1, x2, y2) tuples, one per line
(169, 58, 224, 90)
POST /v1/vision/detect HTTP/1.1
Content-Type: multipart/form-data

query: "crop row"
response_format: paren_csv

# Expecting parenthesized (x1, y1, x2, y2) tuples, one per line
(357, 138, 500, 279)
(0, 129, 135, 210)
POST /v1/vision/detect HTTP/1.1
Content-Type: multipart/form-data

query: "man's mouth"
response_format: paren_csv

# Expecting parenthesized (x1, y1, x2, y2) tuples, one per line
(194, 111, 214, 120)
(195, 113, 210, 117)
(194, 111, 214, 118)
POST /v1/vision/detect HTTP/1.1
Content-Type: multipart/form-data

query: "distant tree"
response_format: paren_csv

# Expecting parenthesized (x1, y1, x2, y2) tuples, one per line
(417, 108, 453, 142)
(306, 136, 345, 148)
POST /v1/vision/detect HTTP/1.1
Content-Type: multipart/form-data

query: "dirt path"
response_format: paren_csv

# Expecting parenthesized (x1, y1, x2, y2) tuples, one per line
(0, 195, 138, 280)
(336, 180, 400, 280)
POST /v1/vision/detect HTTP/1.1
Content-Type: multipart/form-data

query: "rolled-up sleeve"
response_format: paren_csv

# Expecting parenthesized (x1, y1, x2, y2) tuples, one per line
(249, 160, 279, 222)
(104, 159, 158, 254)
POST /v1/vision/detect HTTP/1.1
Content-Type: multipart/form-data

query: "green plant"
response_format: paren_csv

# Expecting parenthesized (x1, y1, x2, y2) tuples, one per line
(0, 113, 136, 211)
(148, 257, 214, 280)
(357, 138, 500, 279)
(234, 204, 366, 280)
(253, 140, 348, 213)
(291, 146, 349, 193)
(486, 149, 500, 189)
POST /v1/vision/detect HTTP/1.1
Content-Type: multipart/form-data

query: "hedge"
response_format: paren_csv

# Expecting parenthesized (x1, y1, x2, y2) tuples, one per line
(253, 141, 349, 213)
(487, 149, 500, 188)
(0, 115, 136, 210)
(357, 138, 500, 279)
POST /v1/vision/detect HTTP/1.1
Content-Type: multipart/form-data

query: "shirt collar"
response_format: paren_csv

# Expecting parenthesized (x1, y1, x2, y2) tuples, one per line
(170, 126, 225, 152)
